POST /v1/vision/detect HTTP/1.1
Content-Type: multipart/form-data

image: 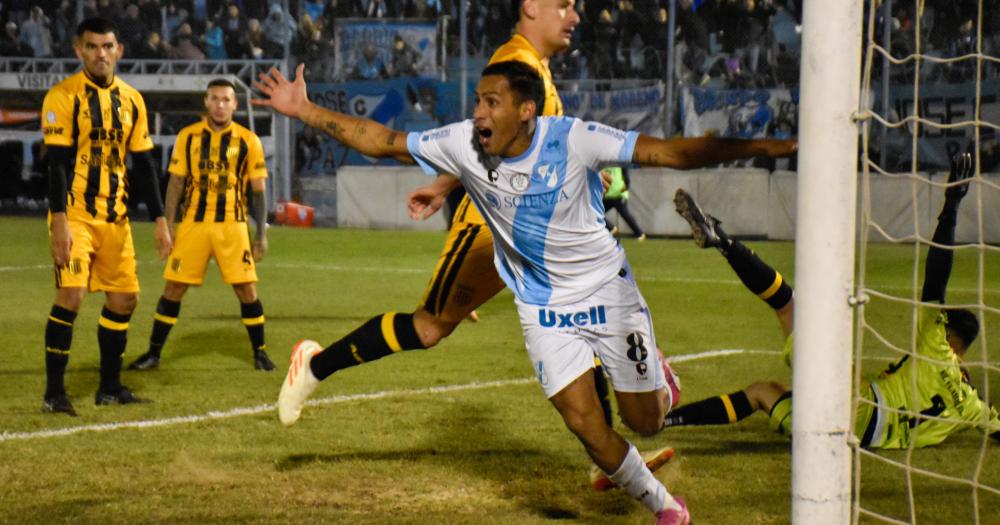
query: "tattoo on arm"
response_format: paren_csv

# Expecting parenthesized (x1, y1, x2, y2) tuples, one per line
(251, 189, 267, 240)
(386, 132, 399, 146)
(324, 121, 343, 138)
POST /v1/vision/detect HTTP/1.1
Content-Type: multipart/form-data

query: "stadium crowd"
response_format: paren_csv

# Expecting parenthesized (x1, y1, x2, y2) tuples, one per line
(0, 0, 993, 86)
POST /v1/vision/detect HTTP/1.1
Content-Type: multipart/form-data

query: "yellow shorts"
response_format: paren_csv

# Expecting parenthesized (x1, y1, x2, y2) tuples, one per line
(420, 195, 505, 322)
(164, 221, 257, 285)
(52, 216, 138, 293)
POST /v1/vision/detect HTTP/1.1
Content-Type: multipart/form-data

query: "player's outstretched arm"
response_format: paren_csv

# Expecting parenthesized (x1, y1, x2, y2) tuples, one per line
(252, 64, 413, 163)
(921, 150, 973, 304)
(631, 135, 797, 169)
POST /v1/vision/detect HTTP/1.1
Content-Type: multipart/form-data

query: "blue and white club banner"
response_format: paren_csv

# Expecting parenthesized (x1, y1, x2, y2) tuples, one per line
(560, 82, 667, 138)
(297, 78, 445, 173)
(681, 86, 799, 140)
(333, 19, 438, 81)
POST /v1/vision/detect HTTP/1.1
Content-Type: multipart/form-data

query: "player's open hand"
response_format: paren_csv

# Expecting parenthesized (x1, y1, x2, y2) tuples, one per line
(599, 169, 613, 192)
(946, 149, 974, 201)
(49, 213, 72, 267)
(153, 217, 173, 260)
(252, 64, 309, 119)
(408, 185, 446, 220)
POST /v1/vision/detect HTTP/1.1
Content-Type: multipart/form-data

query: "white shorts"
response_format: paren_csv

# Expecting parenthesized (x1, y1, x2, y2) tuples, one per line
(516, 266, 666, 398)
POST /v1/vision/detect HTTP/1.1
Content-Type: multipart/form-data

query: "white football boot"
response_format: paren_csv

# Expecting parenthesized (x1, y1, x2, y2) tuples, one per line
(278, 339, 322, 426)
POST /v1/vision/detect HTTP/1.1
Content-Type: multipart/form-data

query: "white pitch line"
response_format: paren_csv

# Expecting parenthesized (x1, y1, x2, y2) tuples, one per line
(0, 377, 534, 443)
(669, 349, 780, 362)
(0, 347, 925, 443)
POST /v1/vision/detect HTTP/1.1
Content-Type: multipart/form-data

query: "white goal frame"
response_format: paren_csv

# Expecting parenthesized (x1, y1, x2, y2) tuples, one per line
(792, 1, 863, 523)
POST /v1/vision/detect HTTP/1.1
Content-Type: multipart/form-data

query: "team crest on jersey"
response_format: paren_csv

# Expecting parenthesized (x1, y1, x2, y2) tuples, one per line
(533, 163, 559, 188)
(510, 172, 529, 191)
(46, 111, 57, 123)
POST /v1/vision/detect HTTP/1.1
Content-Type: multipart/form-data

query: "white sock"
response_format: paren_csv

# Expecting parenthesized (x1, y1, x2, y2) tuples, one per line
(607, 443, 679, 513)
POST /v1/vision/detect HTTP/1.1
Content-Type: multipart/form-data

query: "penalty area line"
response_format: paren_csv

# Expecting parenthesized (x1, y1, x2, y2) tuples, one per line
(1, 348, 769, 443)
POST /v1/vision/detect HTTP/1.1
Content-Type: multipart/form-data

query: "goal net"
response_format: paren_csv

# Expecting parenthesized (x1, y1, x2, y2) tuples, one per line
(853, 0, 1000, 523)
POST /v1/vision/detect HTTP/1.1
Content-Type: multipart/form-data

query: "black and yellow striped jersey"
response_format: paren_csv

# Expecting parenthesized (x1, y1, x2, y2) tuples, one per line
(169, 119, 267, 223)
(41, 71, 154, 223)
(488, 34, 563, 117)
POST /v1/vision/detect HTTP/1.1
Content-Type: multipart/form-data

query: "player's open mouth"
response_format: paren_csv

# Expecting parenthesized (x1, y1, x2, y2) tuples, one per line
(476, 127, 493, 146)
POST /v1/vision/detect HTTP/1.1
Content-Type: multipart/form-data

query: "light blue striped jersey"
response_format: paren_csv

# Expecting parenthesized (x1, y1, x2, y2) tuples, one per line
(408, 116, 639, 306)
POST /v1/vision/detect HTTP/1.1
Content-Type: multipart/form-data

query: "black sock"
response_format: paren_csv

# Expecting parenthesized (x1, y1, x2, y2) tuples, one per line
(594, 365, 613, 427)
(310, 312, 426, 380)
(97, 307, 131, 393)
(240, 300, 266, 353)
(44, 305, 77, 398)
(663, 391, 754, 427)
(148, 296, 181, 357)
(724, 239, 793, 310)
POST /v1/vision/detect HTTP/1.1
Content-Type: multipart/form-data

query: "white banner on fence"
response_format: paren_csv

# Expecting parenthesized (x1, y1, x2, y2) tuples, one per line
(560, 82, 666, 137)
(681, 86, 798, 139)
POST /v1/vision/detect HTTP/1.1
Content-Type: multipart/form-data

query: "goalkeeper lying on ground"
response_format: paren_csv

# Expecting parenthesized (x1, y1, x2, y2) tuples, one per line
(667, 153, 1000, 448)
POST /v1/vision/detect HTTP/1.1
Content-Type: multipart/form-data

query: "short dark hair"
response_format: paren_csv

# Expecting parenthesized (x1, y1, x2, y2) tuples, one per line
(946, 308, 979, 349)
(77, 17, 118, 39)
(480, 60, 545, 116)
(511, 0, 522, 19)
(207, 78, 237, 92)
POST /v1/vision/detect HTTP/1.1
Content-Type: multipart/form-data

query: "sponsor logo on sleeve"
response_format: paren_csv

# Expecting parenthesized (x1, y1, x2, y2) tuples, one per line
(586, 123, 626, 141)
(421, 128, 450, 142)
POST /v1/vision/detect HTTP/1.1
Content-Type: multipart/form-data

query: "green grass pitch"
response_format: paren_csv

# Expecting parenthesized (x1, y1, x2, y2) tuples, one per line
(0, 216, 996, 524)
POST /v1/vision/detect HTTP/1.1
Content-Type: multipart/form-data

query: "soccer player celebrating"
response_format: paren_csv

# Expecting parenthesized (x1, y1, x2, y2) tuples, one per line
(41, 17, 172, 415)
(127, 79, 276, 372)
(264, 0, 629, 434)
(254, 60, 795, 524)
(667, 155, 1000, 448)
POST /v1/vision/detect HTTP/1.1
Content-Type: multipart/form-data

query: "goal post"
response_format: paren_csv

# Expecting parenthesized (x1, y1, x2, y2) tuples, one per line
(792, 0, 864, 523)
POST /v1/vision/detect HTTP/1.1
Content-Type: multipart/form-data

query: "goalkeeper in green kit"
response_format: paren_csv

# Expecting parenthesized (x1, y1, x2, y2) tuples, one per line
(667, 151, 1000, 448)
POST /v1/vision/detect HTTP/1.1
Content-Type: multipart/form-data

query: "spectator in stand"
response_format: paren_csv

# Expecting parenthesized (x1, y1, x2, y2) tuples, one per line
(118, 4, 150, 56)
(164, 2, 188, 39)
(97, 0, 124, 24)
(614, 0, 644, 76)
(138, 0, 161, 32)
(204, 19, 226, 58)
(295, 125, 322, 174)
(82, 0, 99, 20)
(947, 17, 976, 82)
(0, 21, 34, 56)
(218, 2, 247, 59)
(261, 2, 296, 58)
(169, 22, 205, 59)
(304, 0, 328, 22)
(481, 2, 511, 53)
(18, 6, 52, 58)
(245, 17, 265, 59)
(678, 0, 710, 84)
(135, 30, 167, 58)
(590, 8, 617, 78)
(53, 0, 76, 56)
(352, 43, 388, 80)
(390, 34, 421, 77)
